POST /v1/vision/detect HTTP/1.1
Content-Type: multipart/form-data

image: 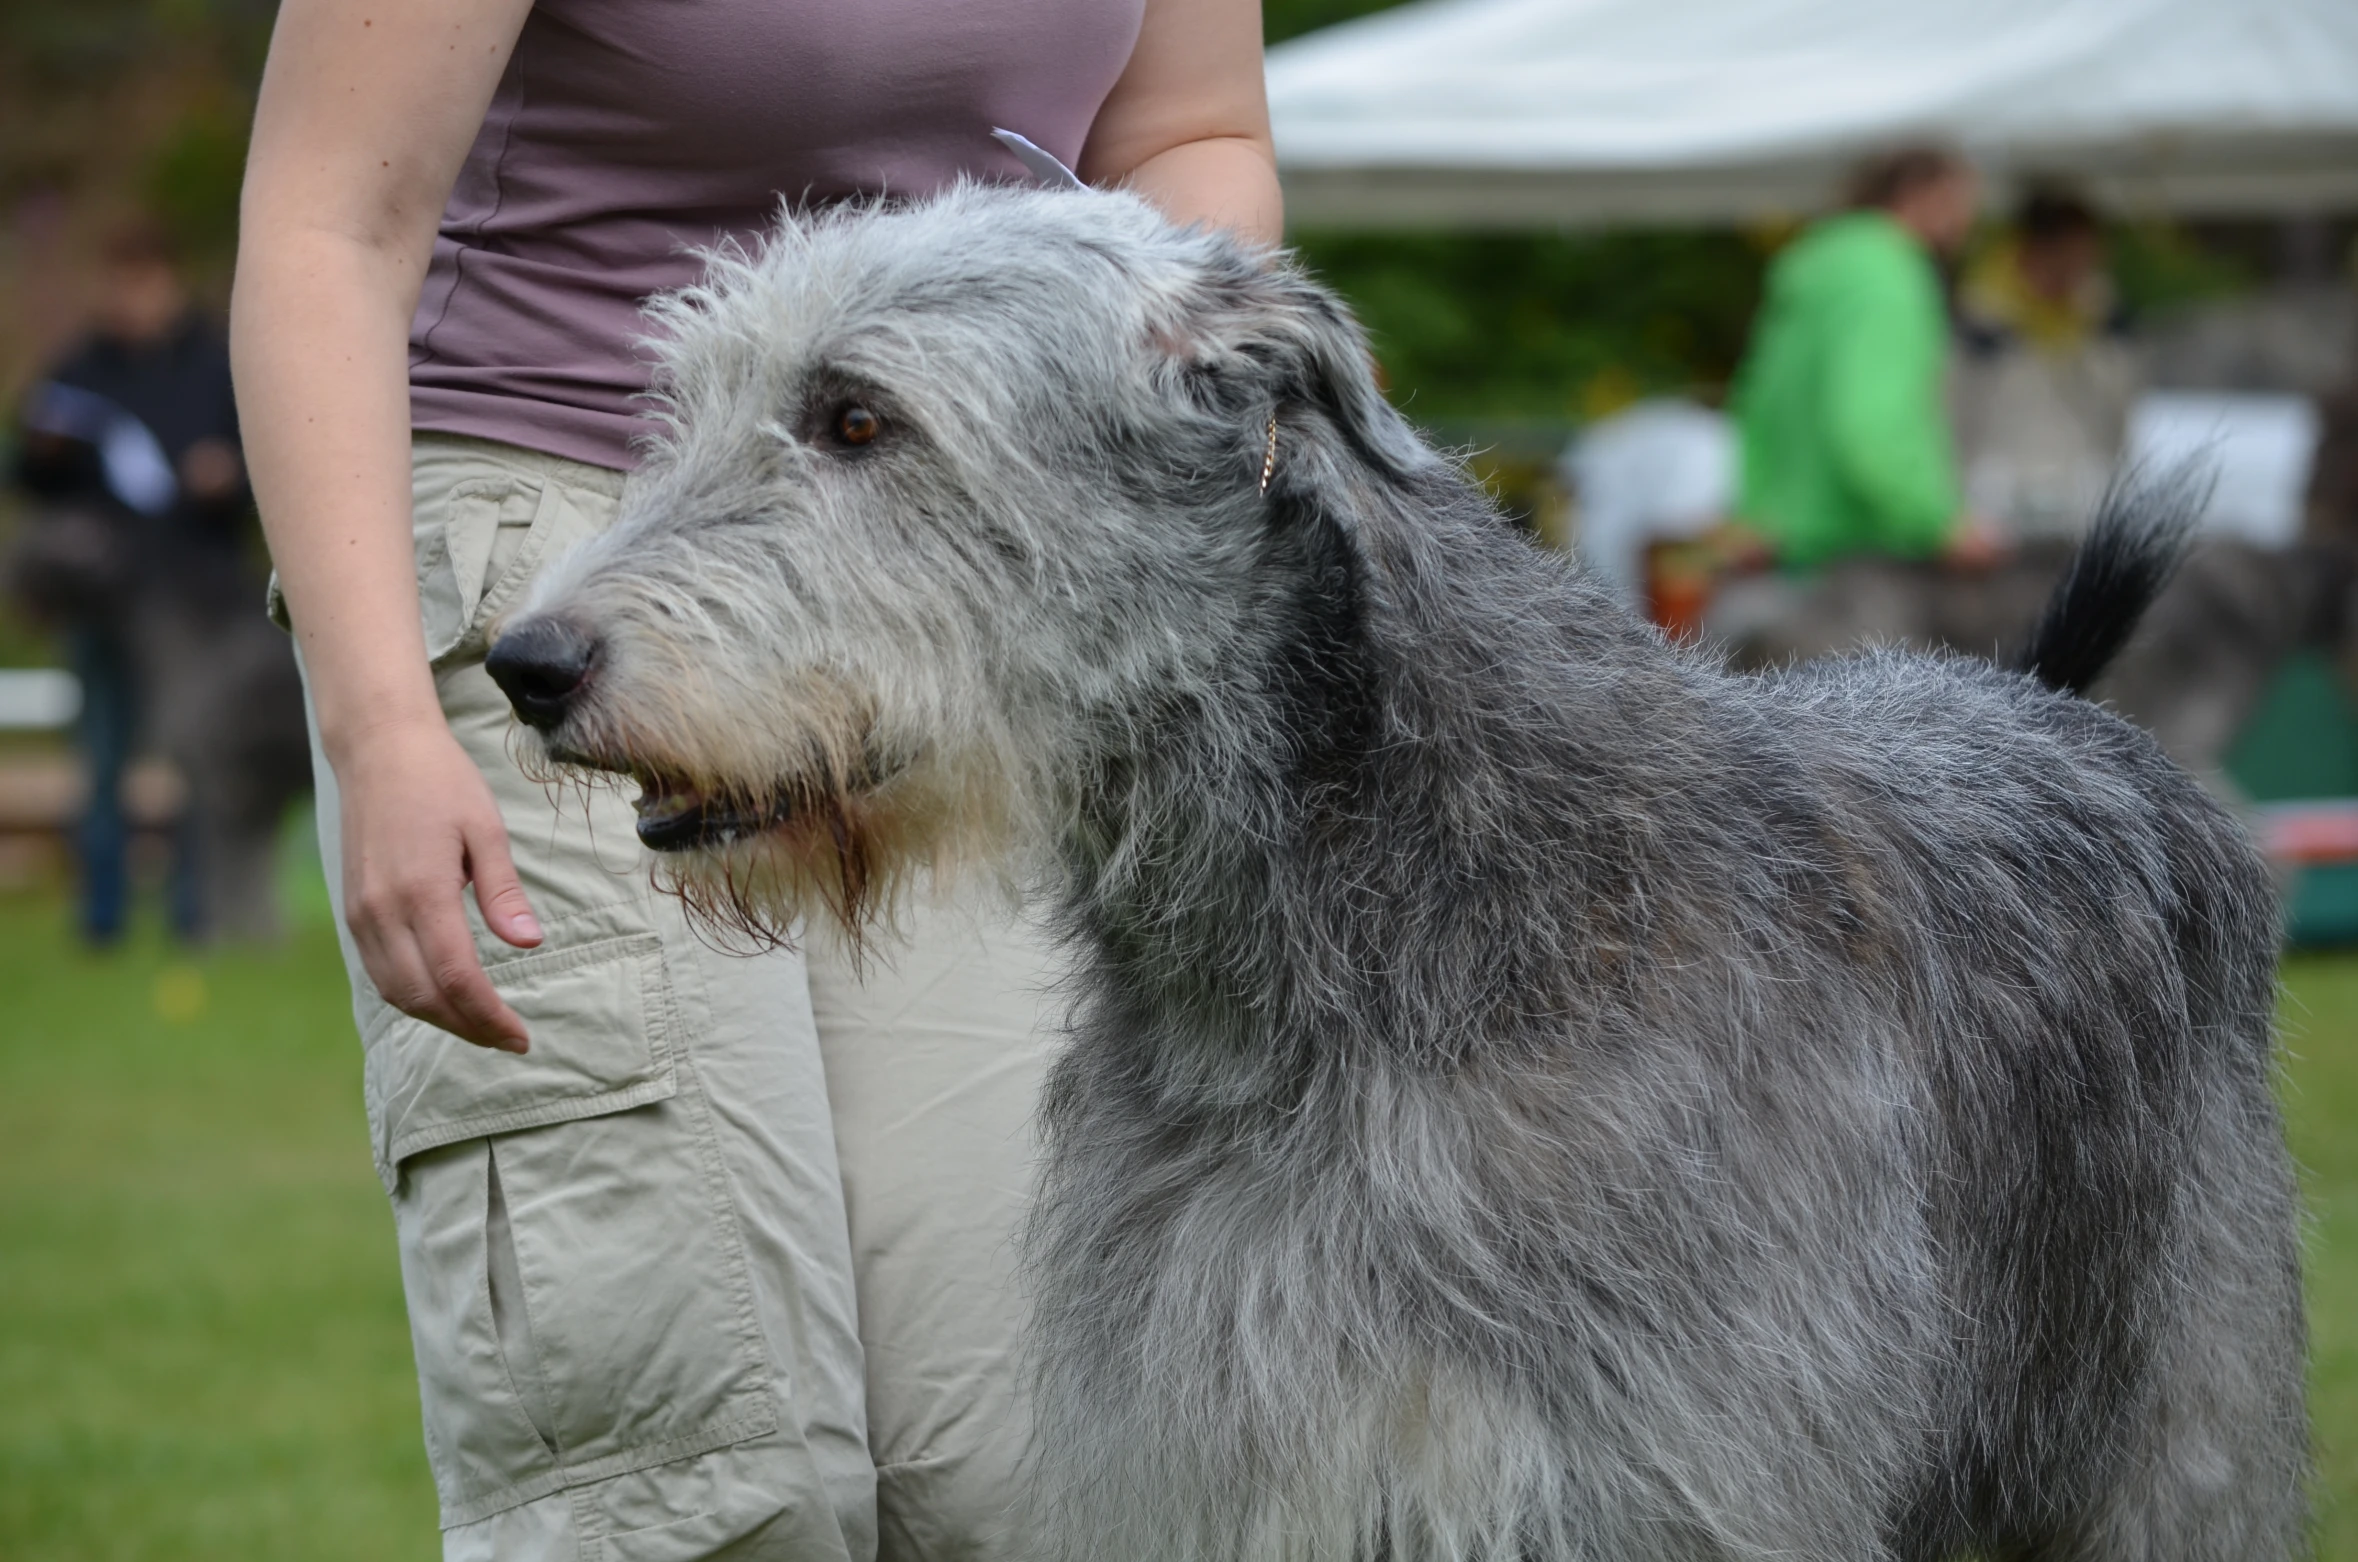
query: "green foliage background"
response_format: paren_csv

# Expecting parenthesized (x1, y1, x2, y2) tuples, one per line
(1291, 226, 1773, 421)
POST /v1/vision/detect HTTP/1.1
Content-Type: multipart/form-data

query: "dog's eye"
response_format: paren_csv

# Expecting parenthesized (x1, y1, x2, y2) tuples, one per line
(832, 405, 882, 447)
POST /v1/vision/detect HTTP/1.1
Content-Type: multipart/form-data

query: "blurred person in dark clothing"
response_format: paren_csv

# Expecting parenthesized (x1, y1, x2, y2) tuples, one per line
(1732, 147, 2004, 570)
(1953, 185, 2140, 541)
(2302, 330, 2358, 698)
(9, 221, 307, 944)
(2313, 366, 2358, 550)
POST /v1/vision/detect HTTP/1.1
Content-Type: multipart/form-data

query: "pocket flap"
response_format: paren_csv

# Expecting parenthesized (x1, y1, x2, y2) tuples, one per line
(364, 932, 679, 1194)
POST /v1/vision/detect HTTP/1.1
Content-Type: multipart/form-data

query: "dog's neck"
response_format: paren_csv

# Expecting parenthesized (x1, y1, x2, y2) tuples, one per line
(1051, 464, 1694, 1105)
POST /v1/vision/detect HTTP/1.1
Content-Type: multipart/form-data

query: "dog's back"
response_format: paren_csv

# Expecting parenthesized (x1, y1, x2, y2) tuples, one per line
(1745, 489, 2305, 1556)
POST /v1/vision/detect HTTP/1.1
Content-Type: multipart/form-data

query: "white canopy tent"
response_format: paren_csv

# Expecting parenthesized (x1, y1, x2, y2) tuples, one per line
(1265, 0, 2358, 228)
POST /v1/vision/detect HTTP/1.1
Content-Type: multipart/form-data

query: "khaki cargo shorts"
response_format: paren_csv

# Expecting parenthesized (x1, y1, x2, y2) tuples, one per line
(291, 435, 1056, 1561)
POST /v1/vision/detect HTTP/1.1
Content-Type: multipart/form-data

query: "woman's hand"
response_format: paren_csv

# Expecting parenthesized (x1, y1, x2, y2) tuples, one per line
(336, 715, 543, 1052)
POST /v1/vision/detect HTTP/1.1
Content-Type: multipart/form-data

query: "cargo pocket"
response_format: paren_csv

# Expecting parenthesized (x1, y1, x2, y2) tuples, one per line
(369, 932, 782, 1528)
(417, 473, 579, 669)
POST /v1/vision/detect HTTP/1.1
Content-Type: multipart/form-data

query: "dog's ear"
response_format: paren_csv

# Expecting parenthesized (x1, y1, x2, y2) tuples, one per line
(1154, 248, 1427, 484)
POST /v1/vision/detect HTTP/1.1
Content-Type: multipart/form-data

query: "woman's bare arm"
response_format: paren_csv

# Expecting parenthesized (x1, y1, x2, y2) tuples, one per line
(1081, 0, 1283, 244)
(234, 0, 540, 1050)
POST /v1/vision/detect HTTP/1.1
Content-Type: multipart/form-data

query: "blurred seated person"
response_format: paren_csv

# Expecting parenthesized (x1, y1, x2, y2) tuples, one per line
(1952, 185, 2140, 540)
(1730, 147, 2004, 571)
(8, 219, 268, 945)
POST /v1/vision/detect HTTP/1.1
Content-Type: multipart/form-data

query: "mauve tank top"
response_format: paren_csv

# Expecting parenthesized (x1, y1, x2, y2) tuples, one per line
(408, 0, 1147, 470)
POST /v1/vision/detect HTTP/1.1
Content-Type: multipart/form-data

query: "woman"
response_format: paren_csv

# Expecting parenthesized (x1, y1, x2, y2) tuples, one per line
(231, 2, 1278, 1557)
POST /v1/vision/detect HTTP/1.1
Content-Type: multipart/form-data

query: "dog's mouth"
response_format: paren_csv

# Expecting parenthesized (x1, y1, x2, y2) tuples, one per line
(631, 777, 781, 852)
(626, 748, 908, 853)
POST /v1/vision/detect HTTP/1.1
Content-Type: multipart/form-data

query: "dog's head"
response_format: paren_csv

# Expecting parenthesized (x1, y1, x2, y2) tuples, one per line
(488, 182, 1427, 939)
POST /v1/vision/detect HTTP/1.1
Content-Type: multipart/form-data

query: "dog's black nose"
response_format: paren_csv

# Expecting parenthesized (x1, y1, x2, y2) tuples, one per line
(487, 617, 600, 730)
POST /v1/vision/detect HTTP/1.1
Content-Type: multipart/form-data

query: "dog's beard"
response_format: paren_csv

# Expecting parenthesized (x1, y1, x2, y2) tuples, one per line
(651, 777, 888, 954)
(518, 749, 1024, 964)
(655, 755, 1038, 963)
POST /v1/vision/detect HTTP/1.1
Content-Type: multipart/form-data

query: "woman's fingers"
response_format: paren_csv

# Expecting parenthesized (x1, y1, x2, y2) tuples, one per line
(350, 888, 530, 1054)
(465, 813, 544, 951)
(413, 893, 531, 1053)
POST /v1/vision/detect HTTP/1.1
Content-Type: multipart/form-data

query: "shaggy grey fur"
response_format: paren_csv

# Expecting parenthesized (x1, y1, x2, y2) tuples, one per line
(489, 185, 2308, 1562)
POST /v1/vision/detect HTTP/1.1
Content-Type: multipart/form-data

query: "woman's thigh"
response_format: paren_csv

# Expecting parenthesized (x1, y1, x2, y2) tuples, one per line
(303, 435, 875, 1562)
(804, 894, 1061, 1562)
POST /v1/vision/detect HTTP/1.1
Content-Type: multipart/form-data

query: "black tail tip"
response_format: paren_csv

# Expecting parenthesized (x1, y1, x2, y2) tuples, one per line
(2013, 464, 2212, 698)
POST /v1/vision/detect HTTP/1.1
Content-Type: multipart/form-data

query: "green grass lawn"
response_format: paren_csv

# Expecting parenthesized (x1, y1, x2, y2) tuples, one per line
(0, 892, 437, 1560)
(0, 888, 2354, 1559)
(2287, 954, 2358, 1558)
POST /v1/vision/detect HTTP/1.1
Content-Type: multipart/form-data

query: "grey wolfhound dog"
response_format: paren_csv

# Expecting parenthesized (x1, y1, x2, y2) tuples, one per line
(484, 185, 2307, 1562)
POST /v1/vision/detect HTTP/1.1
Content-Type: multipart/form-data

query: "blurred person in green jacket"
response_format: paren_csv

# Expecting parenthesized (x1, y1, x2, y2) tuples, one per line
(1733, 148, 2004, 570)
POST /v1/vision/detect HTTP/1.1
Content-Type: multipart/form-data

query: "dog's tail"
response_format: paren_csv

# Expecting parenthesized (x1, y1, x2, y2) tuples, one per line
(2012, 468, 2209, 697)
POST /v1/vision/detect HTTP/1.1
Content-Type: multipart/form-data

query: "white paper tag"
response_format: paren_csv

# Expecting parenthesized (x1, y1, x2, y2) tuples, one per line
(991, 128, 1088, 191)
